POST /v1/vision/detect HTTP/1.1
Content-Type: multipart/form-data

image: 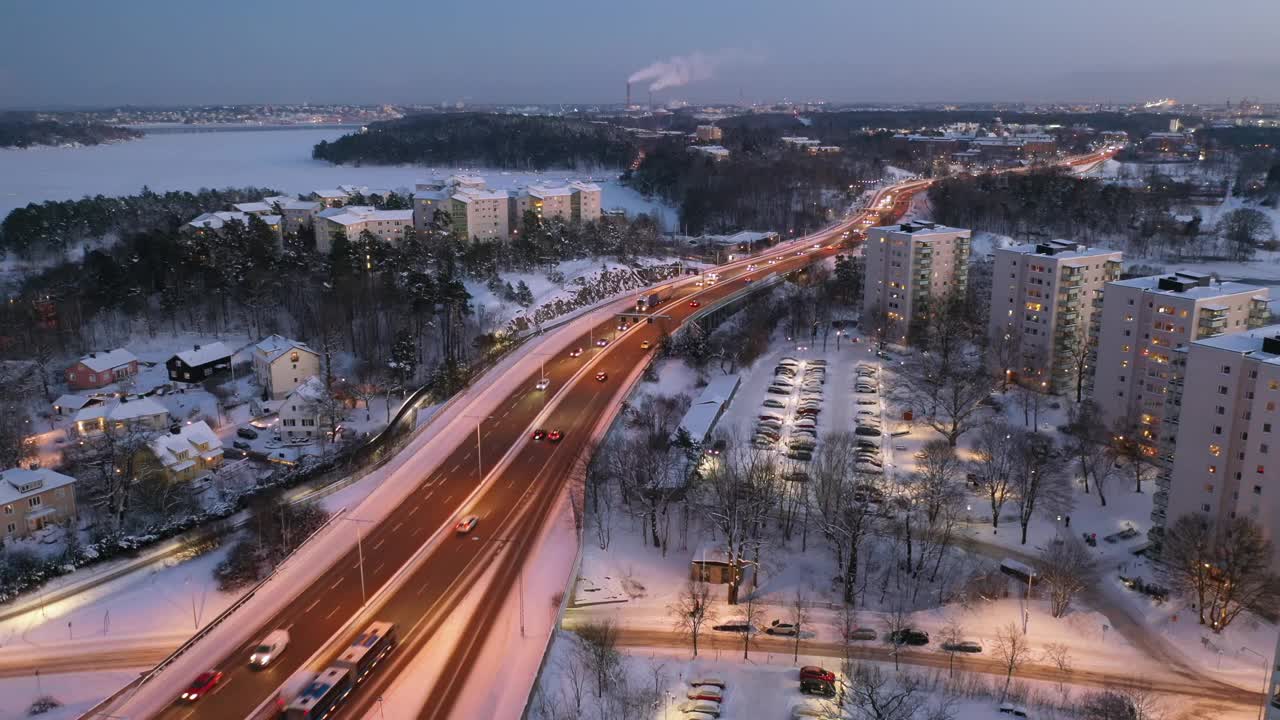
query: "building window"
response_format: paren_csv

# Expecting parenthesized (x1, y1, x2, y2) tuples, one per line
(5, 523, 14, 535)
(27, 496, 41, 508)
(1255, 485, 1263, 495)
(88, 374, 96, 383)
(2, 504, 11, 515)
(1216, 406, 1225, 415)
(1218, 386, 1229, 395)
(1209, 444, 1221, 456)
(1208, 465, 1217, 474)
(1202, 504, 1211, 512)
(1205, 484, 1215, 493)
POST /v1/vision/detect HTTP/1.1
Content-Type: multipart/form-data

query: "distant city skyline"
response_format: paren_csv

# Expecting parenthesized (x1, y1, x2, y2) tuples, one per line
(2, 0, 1279, 109)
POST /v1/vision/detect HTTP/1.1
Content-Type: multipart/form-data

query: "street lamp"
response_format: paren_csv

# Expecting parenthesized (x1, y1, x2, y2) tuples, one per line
(463, 414, 495, 480)
(338, 515, 376, 606)
(1241, 645, 1271, 720)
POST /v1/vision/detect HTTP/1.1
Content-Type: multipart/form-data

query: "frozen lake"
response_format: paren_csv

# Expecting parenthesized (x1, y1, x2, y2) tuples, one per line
(0, 126, 673, 225)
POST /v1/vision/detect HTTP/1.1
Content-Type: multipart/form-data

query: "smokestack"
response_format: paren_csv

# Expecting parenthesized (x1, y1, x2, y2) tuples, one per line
(626, 81, 631, 109)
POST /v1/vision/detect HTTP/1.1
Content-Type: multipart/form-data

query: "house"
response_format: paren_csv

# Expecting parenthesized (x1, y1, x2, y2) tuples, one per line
(252, 335, 320, 399)
(65, 348, 138, 390)
(0, 467, 78, 539)
(279, 376, 333, 439)
(167, 342, 233, 384)
(52, 394, 95, 417)
(184, 211, 283, 243)
(145, 421, 224, 483)
(74, 397, 170, 436)
(690, 544, 733, 584)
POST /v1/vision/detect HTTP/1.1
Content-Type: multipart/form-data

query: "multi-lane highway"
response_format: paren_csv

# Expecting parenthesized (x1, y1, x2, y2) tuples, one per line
(109, 149, 1115, 720)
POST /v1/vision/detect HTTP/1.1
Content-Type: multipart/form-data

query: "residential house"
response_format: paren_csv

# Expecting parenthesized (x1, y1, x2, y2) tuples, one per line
(1, 467, 77, 539)
(167, 342, 233, 384)
(279, 376, 333, 439)
(52, 394, 94, 417)
(65, 348, 138, 390)
(74, 396, 169, 436)
(145, 421, 224, 484)
(252, 335, 320, 399)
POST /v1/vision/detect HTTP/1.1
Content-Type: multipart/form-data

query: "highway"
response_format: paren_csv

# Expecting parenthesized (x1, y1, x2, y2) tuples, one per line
(106, 149, 1114, 720)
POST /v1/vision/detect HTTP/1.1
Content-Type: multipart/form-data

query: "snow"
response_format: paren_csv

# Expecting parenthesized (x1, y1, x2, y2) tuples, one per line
(0, 128, 674, 224)
(0, 669, 145, 720)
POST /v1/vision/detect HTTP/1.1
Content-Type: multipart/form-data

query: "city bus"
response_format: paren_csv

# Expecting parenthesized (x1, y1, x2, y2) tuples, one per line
(284, 667, 352, 720)
(334, 621, 398, 683)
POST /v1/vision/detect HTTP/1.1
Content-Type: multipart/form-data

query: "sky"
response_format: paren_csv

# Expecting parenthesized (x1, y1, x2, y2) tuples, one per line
(2, 0, 1279, 109)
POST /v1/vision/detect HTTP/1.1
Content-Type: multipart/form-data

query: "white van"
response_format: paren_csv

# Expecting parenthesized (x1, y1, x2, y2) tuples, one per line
(249, 629, 290, 668)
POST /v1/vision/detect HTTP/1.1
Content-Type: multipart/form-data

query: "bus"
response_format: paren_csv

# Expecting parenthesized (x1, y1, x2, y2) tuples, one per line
(284, 667, 352, 720)
(999, 558, 1038, 585)
(334, 621, 398, 683)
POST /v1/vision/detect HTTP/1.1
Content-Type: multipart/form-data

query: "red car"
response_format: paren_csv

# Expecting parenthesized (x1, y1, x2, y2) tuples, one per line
(688, 300, 701, 308)
(547, 429, 563, 443)
(800, 666, 835, 684)
(595, 371, 608, 382)
(180, 671, 223, 702)
(531, 429, 547, 442)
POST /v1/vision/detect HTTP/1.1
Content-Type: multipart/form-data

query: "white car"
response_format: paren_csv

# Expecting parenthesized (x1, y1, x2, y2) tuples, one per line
(534, 378, 551, 391)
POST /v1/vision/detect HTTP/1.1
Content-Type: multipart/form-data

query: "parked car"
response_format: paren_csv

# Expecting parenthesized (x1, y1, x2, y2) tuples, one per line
(679, 700, 722, 717)
(687, 677, 726, 689)
(942, 640, 983, 653)
(766, 620, 799, 636)
(762, 398, 785, 409)
(889, 628, 930, 645)
(237, 427, 258, 439)
(232, 440, 251, 451)
(687, 685, 723, 701)
(846, 627, 878, 641)
(712, 620, 755, 633)
(800, 666, 836, 684)
(799, 678, 835, 697)
(998, 703, 1030, 718)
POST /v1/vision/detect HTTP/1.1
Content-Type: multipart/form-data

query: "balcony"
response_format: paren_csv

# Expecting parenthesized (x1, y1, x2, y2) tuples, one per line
(1153, 490, 1168, 508)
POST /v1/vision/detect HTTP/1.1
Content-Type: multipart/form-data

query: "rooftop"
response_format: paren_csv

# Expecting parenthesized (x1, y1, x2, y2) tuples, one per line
(175, 342, 232, 368)
(1111, 272, 1269, 300)
(149, 421, 223, 470)
(1001, 240, 1121, 260)
(871, 220, 970, 237)
(313, 189, 350, 199)
(77, 348, 137, 373)
(676, 374, 741, 444)
(254, 334, 316, 363)
(75, 396, 169, 424)
(1193, 324, 1280, 364)
(0, 468, 77, 506)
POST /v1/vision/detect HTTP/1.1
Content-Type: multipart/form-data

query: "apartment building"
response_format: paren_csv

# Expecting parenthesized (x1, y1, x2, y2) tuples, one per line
(313, 206, 414, 253)
(1, 467, 78, 539)
(695, 125, 723, 142)
(451, 187, 510, 241)
(861, 221, 971, 343)
(568, 182, 602, 224)
(988, 241, 1122, 394)
(1152, 325, 1280, 566)
(281, 199, 321, 235)
(1092, 272, 1270, 450)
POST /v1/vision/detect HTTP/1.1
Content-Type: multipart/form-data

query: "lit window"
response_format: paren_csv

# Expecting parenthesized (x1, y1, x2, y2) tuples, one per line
(1209, 444, 1221, 457)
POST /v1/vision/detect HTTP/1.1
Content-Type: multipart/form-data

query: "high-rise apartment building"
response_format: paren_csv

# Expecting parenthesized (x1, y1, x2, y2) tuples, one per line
(989, 241, 1122, 394)
(1092, 272, 1270, 449)
(861, 221, 971, 344)
(1152, 325, 1280, 566)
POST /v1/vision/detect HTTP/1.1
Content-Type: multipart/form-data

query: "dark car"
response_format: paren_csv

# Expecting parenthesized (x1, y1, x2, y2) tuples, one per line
(799, 678, 835, 697)
(942, 640, 983, 653)
(236, 427, 258, 439)
(179, 670, 223, 703)
(232, 440, 251, 451)
(889, 628, 930, 646)
(712, 620, 755, 633)
(531, 429, 547, 442)
(689, 300, 701, 308)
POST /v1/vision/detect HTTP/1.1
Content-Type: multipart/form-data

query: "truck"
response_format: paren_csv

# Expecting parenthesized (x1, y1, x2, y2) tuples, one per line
(636, 291, 664, 312)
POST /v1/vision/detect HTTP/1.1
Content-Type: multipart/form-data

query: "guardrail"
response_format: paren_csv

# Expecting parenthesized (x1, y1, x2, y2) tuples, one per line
(81, 508, 347, 719)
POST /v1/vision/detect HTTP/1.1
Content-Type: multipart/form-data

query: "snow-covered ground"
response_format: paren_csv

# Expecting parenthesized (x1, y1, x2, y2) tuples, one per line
(0, 668, 144, 720)
(0, 128, 673, 223)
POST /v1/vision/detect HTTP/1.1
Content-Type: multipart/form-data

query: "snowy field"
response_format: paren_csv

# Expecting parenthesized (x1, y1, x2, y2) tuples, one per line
(0, 127, 674, 224)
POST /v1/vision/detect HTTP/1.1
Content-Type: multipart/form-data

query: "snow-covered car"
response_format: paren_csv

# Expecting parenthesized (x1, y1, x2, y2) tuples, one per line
(687, 685, 723, 702)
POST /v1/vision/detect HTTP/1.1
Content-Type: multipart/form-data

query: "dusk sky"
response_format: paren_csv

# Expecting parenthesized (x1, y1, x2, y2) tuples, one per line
(3, 0, 1279, 108)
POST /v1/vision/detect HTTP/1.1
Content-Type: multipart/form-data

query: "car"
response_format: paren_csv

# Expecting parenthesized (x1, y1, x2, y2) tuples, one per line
(889, 628, 930, 645)
(846, 627, 878, 641)
(998, 703, 1031, 718)
(799, 678, 835, 697)
(747, 264, 758, 271)
(767, 620, 799, 636)
(800, 666, 836, 683)
(535, 378, 551, 391)
(687, 685, 724, 702)
(179, 671, 224, 702)
(595, 338, 609, 347)
(766, 386, 790, 396)
(531, 429, 547, 442)
(679, 700, 722, 717)
(712, 620, 755, 633)
(640, 340, 652, 350)
(249, 629, 290, 668)
(855, 462, 884, 474)
(942, 640, 983, 653)
(455, 515, 479, 534)
(856, 398, 878, 406)
(689, 300, 701, 308)
(569, 347, 583, 358)
(688, 677, 726, 689)
(617, 322, 628, 332)
(595, 371, 608, 382)
(237, 427, 258, 439)
(547, 429, 563, 443)
(762, 399, 785, 409)
(232, 440, 251, 451)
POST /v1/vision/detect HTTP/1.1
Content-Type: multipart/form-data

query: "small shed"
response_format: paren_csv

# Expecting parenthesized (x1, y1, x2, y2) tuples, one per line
(690, 545, 733, 584)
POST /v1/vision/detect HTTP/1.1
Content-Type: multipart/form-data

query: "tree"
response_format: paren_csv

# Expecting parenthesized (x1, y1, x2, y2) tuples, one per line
(669, 579, 716, 657)
(787, 589, 811, 662)
(992, 621, 1030, 700)
(702, 443, 776, 605)
(1112, 413, 1152, 494)
(1162, 514, 1280, 631)
(1219, 207, 1273, 261)
(939, 618, 966, 677)
(834, 662, 923, 720)
(388, 329, 418, 391)
(737, 589, 764, 660)
(573, 619, 621, 699)
(914, 440, 962, 528)
(971, 422, 1018, 529)
(893, 351, 993, 447)
(1011, 432, 1071, 545)
(812, 433, 877, 604)
(1038, 536, 1094, 617)
(1041, 642, 1072, 693)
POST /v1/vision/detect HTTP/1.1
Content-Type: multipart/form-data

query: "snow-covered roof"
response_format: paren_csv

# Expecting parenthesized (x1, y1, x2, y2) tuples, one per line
(77, 348, 136, 373)
(692, 145, 730, 157)
(1111, 274, 1268, 300)
(413, 189, 449, 201)
(313, 189, 350, 199)
(186, 211, 249, 230)
(325, 208, 413, 226)
(569, 181, 602, 193)
(454, 188, 509, 202)
(448, 174, 486, 188)
(174, 342, 232, 368)
(692, 544, 731, 565)
(75, 396, 169, 424)
(0, 468, 77, 506)
(149, 421, 223, 470)
(52, 394, 93, 411)
(1000, 240, 1121, 261)
(287, 375, 327, 405)
(871, 220, 969, 238)
(528, 184, 573, 199)
(283, 199, 320, 211)
(676, 374, 741, 444)
(233, 202, 274, 214)
(255, 334, 317, 363)
(1193, 324, 1280, 364)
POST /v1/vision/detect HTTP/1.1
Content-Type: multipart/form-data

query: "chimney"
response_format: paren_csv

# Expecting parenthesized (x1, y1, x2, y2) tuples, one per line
(89, 352, 96, 358)
(194, 344, 201, 352)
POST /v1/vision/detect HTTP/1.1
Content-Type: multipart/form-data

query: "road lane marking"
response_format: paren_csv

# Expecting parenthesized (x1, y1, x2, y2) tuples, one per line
(443, 495, 453, 503)
(373, 562, 385, 575)
(417, 582, 430, 596)
(424, 490, 434, 499)
(325, 605, 341, 619)
(408, 504, 420, 517)
(392, 522, 403, 533)
(450, 463, 461, 473)
(329, 577, 343, 590)
(304, 598, 322, 614)
(372, 538, 385, 550)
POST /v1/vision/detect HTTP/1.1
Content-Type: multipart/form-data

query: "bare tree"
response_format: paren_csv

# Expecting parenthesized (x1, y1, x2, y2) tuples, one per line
(971, 422, 1018, 530)
(882, 604, 912, 672)
(573, 619, 621, 699)
(1037, 536, 1095, 617)
(556, 648, 589, 716)
(939, 617, 966, 677)
(669, 579, 716, 657)
(1041, 642, 1072, 693)
(1011, 432, 1072, 545)
(1113, 412, 1152, 494)
(992, 621, 1031, 700)
(702, 442, 776, 604)
(812, 432, 877, 604)
(915, 440, 962, 528)
(834, 662, 924, 720)
(1163, 514, 1280, 631)
(893, 353, 994, 447)
(737, 589, 764, 660)
(1080, 687, 1165, 720)
(788, 589, 812, 662)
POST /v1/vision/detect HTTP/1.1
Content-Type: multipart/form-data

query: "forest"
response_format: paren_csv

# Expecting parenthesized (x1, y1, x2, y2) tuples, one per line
(0, 113, 142, 149)
(313, 113, 637, 170)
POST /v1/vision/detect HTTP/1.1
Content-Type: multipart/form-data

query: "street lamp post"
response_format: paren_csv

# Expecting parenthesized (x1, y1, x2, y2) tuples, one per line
(1241, 645, 1271, 720)
(339, 515, 375, 606)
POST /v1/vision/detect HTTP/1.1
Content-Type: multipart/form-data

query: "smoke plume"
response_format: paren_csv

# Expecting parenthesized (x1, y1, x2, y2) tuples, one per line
(628, 50, 751, 92)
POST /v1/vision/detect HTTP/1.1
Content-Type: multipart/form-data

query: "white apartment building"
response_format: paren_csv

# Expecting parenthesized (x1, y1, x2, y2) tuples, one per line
(313, 206, 414, 253)
(569, 182, 602, 224)
(989, 241, 1122, 394)
(281, 199, 321, 235)
(861, 221, 971, 344)
(695, 125, 723, 142)
(1153, 325, 1280, 568)
(450, 187, 510, 241)
(1092, 272, 1270, 450)
(413, 176, 602, 240)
